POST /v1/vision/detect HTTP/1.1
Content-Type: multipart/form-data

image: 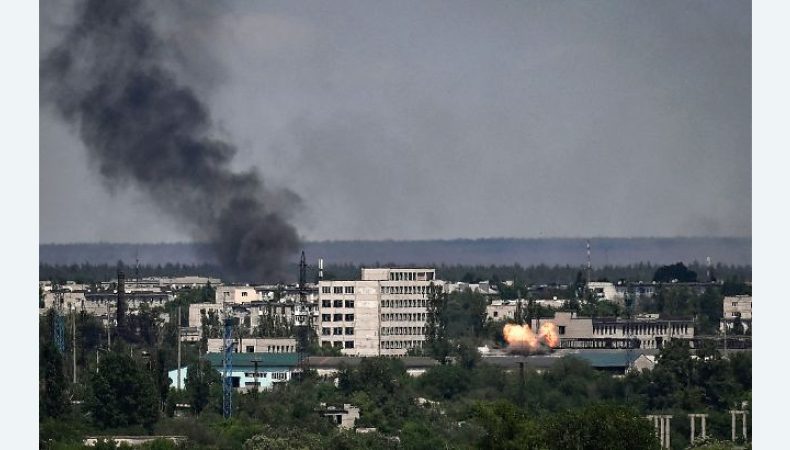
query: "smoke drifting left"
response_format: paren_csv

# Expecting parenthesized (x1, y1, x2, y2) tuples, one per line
(41, 0, 301, 281)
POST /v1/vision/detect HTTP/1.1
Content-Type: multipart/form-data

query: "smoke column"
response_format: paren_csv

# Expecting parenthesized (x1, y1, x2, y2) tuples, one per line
(41, 0, 301, 281)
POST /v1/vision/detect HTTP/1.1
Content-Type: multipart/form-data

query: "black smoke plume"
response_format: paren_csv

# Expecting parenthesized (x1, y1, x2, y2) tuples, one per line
(41, 0, 300, 281)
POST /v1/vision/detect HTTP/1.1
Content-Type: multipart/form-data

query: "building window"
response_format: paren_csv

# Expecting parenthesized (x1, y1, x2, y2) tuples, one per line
(333, 327, 343, 335)
(345, 341, 354, 349)
(345, 314, 355, 321)
(558, 326, 566, 335)
(322, 300, 331, 308)
(345, 300, 355, 308)
(322, 328, 331, 336)
(333, 314, 343, 322)
(333, 287, 343, 294)
(344, 286, 354, 294)
(322, 314, 331, 322)
(333, 300, 343, 308)
(246, 346, 254, 353)
(241, 292, 248, 297)
(345, 327, 354, 335)
(322, 286, 331, 294)
(333, 341, 343, 348)
(493, 311, 498, 317)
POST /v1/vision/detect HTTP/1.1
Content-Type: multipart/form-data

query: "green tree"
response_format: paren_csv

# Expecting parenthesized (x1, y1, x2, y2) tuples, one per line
(425, 283, 450, 363)
(185, 359, 221, 416)
(542, 404, 659, 450)
(40, 341, 69, 418)
(87, 350, 160, 430)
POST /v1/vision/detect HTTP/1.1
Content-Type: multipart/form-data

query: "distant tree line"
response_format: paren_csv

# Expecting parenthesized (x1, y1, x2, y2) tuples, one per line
(40, 261, 751, 285)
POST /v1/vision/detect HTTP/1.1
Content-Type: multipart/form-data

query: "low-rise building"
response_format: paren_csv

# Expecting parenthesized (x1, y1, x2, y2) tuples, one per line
(486, 300, 517, 321)
(445, 281, 499, 297)
(207, 337, 297, 354)
(587, 282, 619, 303)
(168, 352, 302, 392)
(320, 404, 360, 429)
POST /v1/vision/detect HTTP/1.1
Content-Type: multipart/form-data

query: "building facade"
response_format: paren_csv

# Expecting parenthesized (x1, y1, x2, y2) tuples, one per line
(318, 268, 438, 357)
(722, 295, 752, 332)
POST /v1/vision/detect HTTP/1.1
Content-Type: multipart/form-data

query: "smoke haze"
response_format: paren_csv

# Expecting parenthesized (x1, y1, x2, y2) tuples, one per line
(40, 1, 751, 245)
(41, 0, 300, 280)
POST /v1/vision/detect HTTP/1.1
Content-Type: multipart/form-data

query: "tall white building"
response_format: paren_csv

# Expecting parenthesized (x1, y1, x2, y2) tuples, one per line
(318, 268, 439, 357)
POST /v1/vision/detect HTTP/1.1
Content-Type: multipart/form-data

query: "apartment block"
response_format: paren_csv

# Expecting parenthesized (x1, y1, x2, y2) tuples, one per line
(318, 268, 438, 357)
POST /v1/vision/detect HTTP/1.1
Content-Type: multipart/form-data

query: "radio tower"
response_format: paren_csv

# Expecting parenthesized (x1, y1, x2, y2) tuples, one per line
(294, 251, 314, 373)
(222, 306, 234, 419)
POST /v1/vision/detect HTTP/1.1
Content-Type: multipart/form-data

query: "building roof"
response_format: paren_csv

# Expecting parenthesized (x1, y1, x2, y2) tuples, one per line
(306, 356, 439, 368)
(481, 350, 645, 370)
(203, 352, 302, 368)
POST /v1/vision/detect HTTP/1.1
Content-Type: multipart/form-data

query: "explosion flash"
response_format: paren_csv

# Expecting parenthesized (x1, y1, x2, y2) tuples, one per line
(503, 322, 560, 353)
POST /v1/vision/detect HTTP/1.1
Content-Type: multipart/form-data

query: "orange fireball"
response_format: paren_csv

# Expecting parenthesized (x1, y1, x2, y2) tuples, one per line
(503, 323, 540, 350)
(503, 321, 560, 351)
(537, 322, 560, 348)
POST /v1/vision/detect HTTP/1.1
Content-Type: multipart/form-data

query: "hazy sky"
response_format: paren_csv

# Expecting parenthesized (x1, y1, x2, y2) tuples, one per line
(40, 0, 750, 243)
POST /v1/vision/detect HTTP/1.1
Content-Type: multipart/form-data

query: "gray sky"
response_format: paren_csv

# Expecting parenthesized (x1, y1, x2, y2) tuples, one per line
(40, 0, 751, 243)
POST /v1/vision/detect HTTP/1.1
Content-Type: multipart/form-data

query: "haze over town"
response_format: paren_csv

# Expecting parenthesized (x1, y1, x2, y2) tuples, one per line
(40, 0, 750, 245)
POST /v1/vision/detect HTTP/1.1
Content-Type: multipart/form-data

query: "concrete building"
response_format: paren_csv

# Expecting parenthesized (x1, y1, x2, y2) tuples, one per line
(188, 300, 317, 338)
(486, 300, 517, 321)
(485, 298, 568, 321)
(561, 314, 694, 350)
(215, 286, 258, 304)
(445, 281, 499, 297)
(722, 295, 752, 332)
(42, 289, 174, 317)
(207, 337, 298, 354)
(42, 290, 86, 311)
(587, 282, 619, 303)
(318, 268, 439, 357)
(320, 404, 360, 429)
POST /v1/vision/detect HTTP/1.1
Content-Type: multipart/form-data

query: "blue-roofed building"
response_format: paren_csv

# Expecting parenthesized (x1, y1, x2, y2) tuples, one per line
(168, 352, 302, 392)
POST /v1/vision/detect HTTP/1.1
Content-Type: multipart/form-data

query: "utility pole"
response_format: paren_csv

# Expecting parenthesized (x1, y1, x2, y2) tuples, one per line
(72, 308, 77, 384)
(106, 302, 111, 348)
(177, 306, 182, 390)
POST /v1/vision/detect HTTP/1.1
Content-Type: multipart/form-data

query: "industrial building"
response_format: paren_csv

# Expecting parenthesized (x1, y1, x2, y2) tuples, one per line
(206, 337, 298, 354)
(168, 352, 302, 392)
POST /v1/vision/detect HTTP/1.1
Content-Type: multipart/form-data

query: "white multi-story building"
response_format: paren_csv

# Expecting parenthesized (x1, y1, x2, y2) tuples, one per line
(215, 286, 258, 304)
(723, 295, 752, 320)
(318, 268, 439, 357)
(722, 295, 752, 332)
